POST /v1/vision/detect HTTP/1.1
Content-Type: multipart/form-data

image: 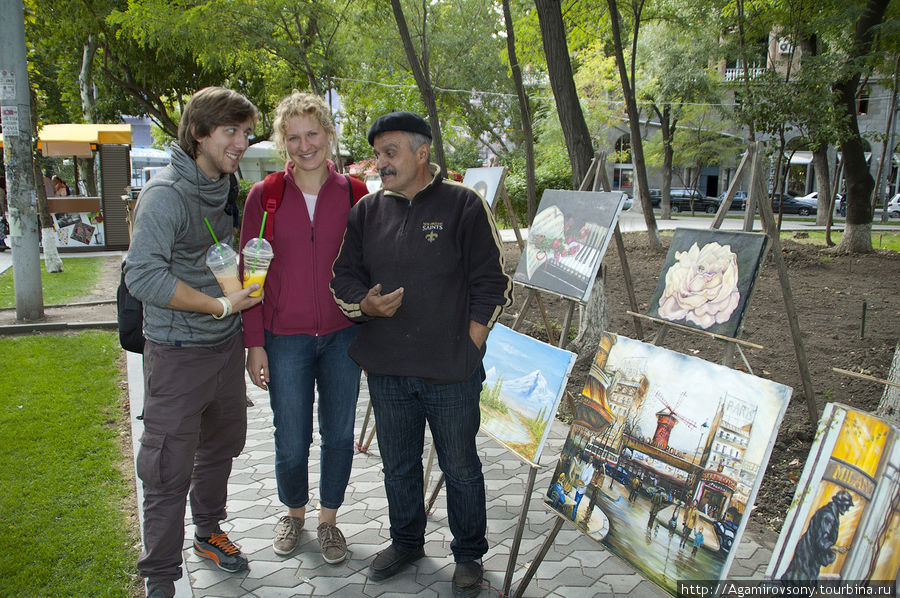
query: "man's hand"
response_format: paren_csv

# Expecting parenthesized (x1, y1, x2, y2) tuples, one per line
(226, 284, 263, 313)
(469, 320, 489, 349)
(246, 346, 269, 390)
(360, 283, 404, 317)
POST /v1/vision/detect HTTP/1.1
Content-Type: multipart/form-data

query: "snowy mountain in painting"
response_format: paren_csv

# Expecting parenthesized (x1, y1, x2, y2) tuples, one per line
(484, 366, 555, 419)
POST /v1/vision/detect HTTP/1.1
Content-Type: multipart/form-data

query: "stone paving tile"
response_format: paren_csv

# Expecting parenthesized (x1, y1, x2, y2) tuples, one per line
(122, 371, 781, 597)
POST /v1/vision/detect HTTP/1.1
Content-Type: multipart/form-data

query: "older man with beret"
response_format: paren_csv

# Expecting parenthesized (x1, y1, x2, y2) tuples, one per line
(331, 111, 512, 596)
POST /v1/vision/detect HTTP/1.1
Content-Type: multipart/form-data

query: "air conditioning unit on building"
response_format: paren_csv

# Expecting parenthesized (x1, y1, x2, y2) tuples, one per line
(778, 40, 793, 55)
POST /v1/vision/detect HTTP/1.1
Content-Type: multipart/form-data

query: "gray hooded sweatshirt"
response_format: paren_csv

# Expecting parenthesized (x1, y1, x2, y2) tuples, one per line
(124, 143, 241, 346)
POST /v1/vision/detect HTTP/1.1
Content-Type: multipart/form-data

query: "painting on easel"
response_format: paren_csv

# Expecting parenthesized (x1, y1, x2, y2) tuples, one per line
(543, 332, 790, 596)
(480, 323, 575, 463)
(766, 403, 900, 584)
(646, 228, 768, 338)
(513, 190, 625, 302)
(462, 166, 506, 210)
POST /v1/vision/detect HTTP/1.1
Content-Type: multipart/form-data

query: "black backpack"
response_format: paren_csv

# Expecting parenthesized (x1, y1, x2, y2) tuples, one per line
(117, 174, 240, 353)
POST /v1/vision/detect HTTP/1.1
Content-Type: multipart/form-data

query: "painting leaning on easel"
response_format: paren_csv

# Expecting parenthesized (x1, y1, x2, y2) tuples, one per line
(543, 332, 791, 596)
(480, 323, 575, 464)
(646, 228, 768, 338)
(512, 189, 625, 303)
(766, 403, 900, 585)
(462, 166, 506, 211)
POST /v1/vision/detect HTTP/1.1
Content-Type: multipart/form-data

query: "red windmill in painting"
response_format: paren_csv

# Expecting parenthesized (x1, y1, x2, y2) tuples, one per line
(652, 391, 697, 449)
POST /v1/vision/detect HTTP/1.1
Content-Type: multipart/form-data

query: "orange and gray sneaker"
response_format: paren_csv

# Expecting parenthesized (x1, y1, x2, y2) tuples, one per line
(193, 529, 249, 573)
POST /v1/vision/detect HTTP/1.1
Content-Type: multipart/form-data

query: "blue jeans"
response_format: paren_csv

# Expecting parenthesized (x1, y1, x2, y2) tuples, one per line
(265, 326, 361, 510)
(368, 367, 488, 563)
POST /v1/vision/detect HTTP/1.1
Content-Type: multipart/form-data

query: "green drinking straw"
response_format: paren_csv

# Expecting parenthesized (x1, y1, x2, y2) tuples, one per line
(203, 217, 225, 258)
(251, 212, 268, 273)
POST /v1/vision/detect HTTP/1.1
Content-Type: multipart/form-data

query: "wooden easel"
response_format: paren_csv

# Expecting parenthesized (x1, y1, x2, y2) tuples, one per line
(510, 143, 820, 598)
(511, 152, 644, 347)
(629, 142, 816, 423)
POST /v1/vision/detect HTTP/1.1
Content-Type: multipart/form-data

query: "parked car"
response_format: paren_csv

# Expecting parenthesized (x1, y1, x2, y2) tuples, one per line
(886, 193, 900, 218)
(718, 190, 748, 210)
(669, 188, 720, 214)
(772, 193, 817, 216)
(648, 188, 662, 207)
(713, 519, 738, 553)
(604, 463, 631, 486)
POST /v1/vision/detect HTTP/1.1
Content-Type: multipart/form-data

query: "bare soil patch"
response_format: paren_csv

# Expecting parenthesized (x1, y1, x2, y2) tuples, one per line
(499, 233, 900, 531)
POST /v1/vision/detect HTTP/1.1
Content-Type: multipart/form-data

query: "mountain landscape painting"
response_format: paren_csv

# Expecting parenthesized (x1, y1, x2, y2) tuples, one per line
(480, 323, 576, 464)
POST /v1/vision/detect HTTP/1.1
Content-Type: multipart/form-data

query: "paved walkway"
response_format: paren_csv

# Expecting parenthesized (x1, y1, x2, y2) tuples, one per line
(126, 352, 777, 598)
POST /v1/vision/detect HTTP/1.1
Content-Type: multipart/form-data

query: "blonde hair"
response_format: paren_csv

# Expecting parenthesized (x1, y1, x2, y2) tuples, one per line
(271, 91, 335, 161)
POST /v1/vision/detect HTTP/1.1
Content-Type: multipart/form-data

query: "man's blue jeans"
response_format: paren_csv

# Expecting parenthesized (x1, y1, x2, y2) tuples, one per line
(368, 367, 488, 563)
(265, 326, 361, 510)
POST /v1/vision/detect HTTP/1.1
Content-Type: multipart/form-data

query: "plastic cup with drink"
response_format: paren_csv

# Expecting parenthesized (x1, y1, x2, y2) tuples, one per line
(205, 243, 242, 294)
(242, 237, 274, 298)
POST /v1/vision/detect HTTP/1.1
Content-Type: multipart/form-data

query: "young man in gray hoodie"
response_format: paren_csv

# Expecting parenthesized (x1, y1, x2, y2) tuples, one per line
(125, 87, 262, 598)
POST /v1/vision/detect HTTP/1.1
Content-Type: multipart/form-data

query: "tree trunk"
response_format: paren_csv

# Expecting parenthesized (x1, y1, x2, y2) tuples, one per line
(605, 0, 662, 252)
(390, 0, 447, 174)
(658, 106, 674, 220)
(29, 90, 62, 273)
(812, 145, 832, 225)
(876, 342, 900, 426)
(871, 54, 899, 221)
(79, 36, 98, 122)
(833, 0, 891, 253)
(568, 274, 609, 369)
(502, 0, 537, 224)
(533, 0, 593, 187)
(32, 161, 63, 273)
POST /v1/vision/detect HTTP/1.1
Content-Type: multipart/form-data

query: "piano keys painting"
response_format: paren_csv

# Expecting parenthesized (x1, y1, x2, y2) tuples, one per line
(513, 190, 627, 302)
(646, 229, 769, 339)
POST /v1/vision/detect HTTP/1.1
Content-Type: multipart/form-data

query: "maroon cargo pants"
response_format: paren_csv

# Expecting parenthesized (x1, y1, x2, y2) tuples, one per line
(136, 332, 247, 586)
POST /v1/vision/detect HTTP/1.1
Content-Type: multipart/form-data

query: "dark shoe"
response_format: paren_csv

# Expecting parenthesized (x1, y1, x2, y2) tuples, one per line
(146, 580, 174, 598)
(453, 560, 483, 597)
(369, 544, 425, 581)
(193, 530, 249, 573)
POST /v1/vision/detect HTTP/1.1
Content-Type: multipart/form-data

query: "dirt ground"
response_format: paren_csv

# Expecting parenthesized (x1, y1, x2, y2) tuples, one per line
(500, 232, 900, 532)
(2, 240, 899, 535)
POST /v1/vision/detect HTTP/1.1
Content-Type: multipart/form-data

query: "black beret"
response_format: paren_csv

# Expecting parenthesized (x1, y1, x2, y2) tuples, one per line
(367, 111, 432, 145)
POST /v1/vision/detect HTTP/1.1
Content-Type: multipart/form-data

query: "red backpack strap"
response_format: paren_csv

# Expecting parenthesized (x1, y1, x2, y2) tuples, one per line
(261, 171, 286, 240)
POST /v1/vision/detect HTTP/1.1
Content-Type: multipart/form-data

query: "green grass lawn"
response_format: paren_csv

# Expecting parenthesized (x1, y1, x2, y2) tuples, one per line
(0, 257, 106, 308)
(0, 331, 140, 597)
(784, 230, 900, 251)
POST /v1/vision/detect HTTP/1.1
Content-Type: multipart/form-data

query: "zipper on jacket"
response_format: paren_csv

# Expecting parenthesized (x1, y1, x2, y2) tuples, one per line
(401, 200, 412, 233)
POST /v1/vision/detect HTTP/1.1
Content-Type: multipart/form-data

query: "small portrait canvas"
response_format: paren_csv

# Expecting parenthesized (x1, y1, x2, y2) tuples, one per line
(462, 166, 507, 210)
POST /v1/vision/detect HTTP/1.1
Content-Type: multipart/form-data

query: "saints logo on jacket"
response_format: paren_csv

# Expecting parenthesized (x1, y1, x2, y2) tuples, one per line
(423, 221, 443, 243)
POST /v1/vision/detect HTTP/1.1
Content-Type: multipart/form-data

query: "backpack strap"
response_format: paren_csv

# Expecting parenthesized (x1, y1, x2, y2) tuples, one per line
(345, 175, 353, 208)
(261, 171, 286, 241)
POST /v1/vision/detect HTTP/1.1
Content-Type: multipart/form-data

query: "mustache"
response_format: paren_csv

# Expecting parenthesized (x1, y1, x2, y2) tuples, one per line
(378, 167, 397, 177)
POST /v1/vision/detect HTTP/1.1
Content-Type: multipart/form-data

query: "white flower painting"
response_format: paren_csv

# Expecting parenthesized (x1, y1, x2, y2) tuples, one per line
(648, 229, 768, 338)
(657, 242, 741, 329)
